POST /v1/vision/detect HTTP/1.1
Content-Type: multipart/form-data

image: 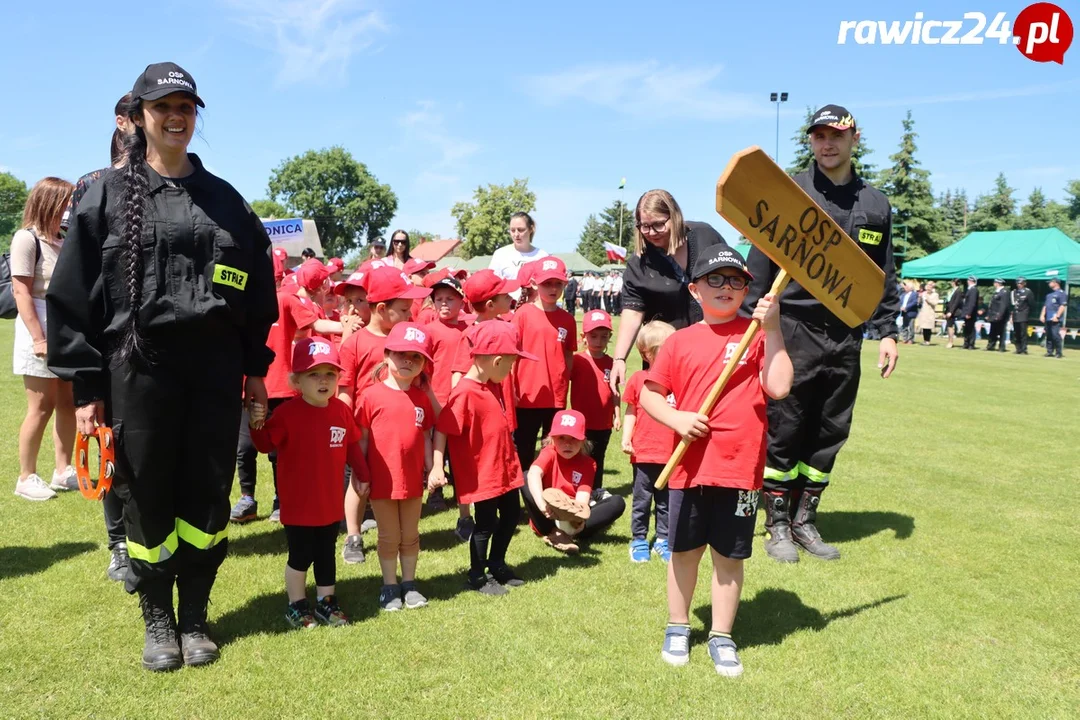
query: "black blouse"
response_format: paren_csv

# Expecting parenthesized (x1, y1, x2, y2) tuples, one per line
(620, 221, 727, 329)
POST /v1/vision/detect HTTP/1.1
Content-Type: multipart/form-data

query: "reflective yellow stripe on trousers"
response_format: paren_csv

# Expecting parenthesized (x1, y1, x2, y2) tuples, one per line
(796, 462, 831, 484)
(176, 519, 229, 550)
(127, 520, 228, 563)
(127, 529, 179, 563)
(763, 466, 798, 483)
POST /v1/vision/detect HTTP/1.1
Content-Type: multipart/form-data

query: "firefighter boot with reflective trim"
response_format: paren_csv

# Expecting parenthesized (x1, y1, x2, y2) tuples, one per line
(138, 579, 183, 672)
(762, 490, 800, 563)
(791, 487, 841, 560)
(177, 573, 220, 666)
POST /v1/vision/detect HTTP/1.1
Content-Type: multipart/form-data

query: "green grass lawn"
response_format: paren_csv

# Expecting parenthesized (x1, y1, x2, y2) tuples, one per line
(1, 319, 1077, 719)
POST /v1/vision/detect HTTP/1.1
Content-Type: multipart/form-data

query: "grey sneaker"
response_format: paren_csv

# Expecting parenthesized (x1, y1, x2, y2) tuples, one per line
(50, 466, 79, 491)
(267, 507, 281, 524)
(342, 534, 365, 564)
(379, 584, 403, 611)
(661, 624, 691, 667)
(454, 517, 475, 543)
(107, 543, 130, 582)
(707, 635, 743, 677)
(361, 518, 378, 533)
(229, 495, 258, 523)
(401, 581, 428, 609)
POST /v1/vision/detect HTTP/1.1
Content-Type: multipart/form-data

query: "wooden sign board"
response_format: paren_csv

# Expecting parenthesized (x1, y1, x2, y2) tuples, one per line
(716, 147, 884, 327)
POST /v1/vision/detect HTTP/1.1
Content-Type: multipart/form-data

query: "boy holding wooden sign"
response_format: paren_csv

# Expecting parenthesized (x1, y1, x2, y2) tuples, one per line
(641, 245, 793, 676)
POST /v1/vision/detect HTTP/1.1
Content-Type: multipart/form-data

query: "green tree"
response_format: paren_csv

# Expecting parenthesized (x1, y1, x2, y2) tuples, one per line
(1016, 188, 1050, 229)
(451, 178, 536, 258)
(250, 199, 289, 218)
(967, 173, 1016, 232)
(576, 199, 634, 267)
(933, 188, 970, 247)
(786, 105, 876, 179)
(876, 111, 940, 257)
(0, 172, 29, 253)
(267, 146, 398, 258)
(1063, 179, 1080, 224)
(406, 229, 443, 245)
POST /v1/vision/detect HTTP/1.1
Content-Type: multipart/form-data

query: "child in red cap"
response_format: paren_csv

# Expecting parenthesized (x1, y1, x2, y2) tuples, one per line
(511, 256, 577, 472)
(522, 409, 626, 554)
(338, 266, 430, 564)
(249, 338, 369, 629)
(333, 271, 372, 329)
(432, 322, 534, 595)
(569, 309, 620, 501)
(355, 323, 436, 611)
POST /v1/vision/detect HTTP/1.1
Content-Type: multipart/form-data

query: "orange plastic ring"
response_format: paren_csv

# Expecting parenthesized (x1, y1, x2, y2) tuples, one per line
(75, 427, 115, 501)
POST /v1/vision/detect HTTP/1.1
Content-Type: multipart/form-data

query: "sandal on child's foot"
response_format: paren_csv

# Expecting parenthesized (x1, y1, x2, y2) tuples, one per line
(542, 487, 590, 523)
(543, 529, 579, 555)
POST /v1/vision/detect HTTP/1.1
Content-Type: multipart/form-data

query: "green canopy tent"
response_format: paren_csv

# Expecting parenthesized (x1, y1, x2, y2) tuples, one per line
(435, 254, 492, 272)
(900, 228, 1080, 282)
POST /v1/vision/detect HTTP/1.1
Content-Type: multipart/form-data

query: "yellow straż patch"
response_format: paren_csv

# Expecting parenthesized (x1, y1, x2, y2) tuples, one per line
(213, 264, 248, 290)
(859, 229, 883, 246)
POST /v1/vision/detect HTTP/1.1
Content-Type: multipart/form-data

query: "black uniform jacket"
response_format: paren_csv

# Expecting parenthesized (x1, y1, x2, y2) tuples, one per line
(961, 286, 979, 318)
(744, 162, 900, 339)
(946, 287, 964, 317)
(1011, 287, 1035, 323)
(987, 288, 1010, 322)
(47, 155, 278, 406)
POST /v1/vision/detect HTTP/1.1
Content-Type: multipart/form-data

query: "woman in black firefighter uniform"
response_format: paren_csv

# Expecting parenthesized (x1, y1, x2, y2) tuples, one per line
(744, 105, 900, 564)
(47, 63, 277, 671)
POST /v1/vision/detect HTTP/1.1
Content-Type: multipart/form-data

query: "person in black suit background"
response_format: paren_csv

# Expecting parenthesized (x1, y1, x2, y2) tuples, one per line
(1010, 277, 1035, 354)
(944, 278, 965, 348)
(961, 276, 980, 349)
(985, 278, 1010, 352)
(563, 271, 579, 314)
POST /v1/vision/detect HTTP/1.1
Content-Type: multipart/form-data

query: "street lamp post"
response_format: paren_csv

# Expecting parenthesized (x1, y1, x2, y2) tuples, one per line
(770, 91, 788, 164)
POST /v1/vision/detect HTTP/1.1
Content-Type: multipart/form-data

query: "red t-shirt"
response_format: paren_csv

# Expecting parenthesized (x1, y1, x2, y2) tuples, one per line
(570, 353, 615, 430)
(450, 319, 517, 433)
(356, 383, 434, 500)
(622, 370, 678, 465)
(646, 318, 766, 491)
(532, 444, 595, 499)
(338, 327, 388, 401)
(414, 304, 437, 326)
(425, 317, 468, 407)
(250, 397, 367, 526)
(266, 291, 319, 398)
(511, 303, 577, 409)
(436, 378, 523, 504)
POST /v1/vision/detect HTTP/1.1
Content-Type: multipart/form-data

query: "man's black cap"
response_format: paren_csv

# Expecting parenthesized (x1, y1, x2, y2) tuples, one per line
(371, 237, 386, 248)
(807, 104, 856, 133)
(968, 276, 977, 282)
(131, 62, 205, 107)
(994, 277, 1005, 284)
(1017, 277, 1027, 284)
(691, 245, 754, 282)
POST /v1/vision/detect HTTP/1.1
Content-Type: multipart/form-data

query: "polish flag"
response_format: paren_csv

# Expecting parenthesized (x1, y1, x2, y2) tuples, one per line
(603, 241, 627, 263)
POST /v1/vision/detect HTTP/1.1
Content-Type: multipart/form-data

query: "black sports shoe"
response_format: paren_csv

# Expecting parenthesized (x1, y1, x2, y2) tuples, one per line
(466, 573, 508, 596)
(314, 594, 349, 625)
(489, 564, 525, 587)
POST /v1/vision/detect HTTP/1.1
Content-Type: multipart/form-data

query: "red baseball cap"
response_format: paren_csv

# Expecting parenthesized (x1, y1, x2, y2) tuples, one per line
(583, 310, 613, 333)
(272, 247, 289, 282)
(465, 321, 537, 360)
(403, 258, 436, 276)
(364, 266, 431, 304)
(532, 256, 568, 284)
(291, 337, 344, 374)
(384, 322, 434, 363)
(296, 258, 330, 293)
(358, 258, 391, 273)
(324, 257, 345, 273)
(464, 269, 521, 305)
(550, 409, 587, 440)
(332, 270, 367, 296)
(517, 261, 537, 286)
(280, 273, 299, 292)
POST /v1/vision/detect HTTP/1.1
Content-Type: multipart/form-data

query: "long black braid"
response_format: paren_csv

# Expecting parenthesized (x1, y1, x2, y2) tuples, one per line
(114, 100, 152, 366)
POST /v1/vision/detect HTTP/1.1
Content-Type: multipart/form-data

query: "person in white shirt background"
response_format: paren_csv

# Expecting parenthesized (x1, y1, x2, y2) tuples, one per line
(488, 212, 549, 301)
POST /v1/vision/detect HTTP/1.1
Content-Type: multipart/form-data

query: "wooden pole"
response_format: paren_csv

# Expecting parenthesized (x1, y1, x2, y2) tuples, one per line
(655, 269, 791, 490)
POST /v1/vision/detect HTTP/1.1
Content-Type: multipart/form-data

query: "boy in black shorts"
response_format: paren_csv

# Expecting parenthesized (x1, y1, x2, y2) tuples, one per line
(640, 245, 793, 676)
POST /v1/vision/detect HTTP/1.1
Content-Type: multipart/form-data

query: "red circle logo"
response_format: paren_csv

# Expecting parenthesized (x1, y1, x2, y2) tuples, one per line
(1014, 2, 1073, 63)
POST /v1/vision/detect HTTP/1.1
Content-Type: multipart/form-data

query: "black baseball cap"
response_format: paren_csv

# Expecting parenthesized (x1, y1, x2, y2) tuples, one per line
(371, 237, 386, 248)
(131, 62, 205, 108)
(432, 276, 464, 297)
(691, 245, 754, 282)
(807, 104, 855, 133)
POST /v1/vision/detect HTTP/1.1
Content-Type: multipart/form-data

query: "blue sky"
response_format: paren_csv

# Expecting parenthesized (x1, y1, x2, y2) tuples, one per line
(1, 0, 1077, 252)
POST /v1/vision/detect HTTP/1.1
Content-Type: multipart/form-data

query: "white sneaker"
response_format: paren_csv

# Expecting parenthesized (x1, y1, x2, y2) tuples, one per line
(15, 474, 58, 501)
(50, 465, 79, 491)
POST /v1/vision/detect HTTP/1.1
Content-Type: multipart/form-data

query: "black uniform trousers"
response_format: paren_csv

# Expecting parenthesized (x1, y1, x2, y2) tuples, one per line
(987, 321, 1006, 350)
(108, 330, 241, 593)
(1013, 322, 1028, 352)
(962, 317, 977, 349)
(762, 316, 862, 493)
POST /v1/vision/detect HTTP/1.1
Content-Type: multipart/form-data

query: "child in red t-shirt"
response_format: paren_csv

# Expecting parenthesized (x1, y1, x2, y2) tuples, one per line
(621, 319, 677, 564)
(522, 410, 626, 554)
(432, 321, 535, 596)
(338, 266, 430, 564)
(355, 323, 436, 611)
(510, 257, 577, 472)
(249, 338, 369, 629)
(640, 246, 792, 677)
(333, 271, 372, 330)
(569, 309, 620, 497)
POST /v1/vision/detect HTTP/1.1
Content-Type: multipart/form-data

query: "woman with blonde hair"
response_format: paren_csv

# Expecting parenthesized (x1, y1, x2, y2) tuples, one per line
(608, 189, 727, 394)
(916, 280, 940, 345)
(11, 177, 77, 501)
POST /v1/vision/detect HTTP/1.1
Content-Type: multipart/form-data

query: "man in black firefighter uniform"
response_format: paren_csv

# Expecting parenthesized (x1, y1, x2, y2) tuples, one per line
(1010, 277, 1035, 354)
(961, 276, 980, 349)
(985, 278, 1010, 352)
(744, 104, 899, 563)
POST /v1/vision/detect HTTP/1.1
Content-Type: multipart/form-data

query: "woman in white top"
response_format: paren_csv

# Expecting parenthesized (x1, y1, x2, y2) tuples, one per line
(488, 212, 549, 285)
(10, 177, 77, 501)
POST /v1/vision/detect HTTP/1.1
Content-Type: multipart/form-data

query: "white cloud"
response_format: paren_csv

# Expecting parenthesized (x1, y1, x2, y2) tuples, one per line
(857, 79, 1080, 109)
(224, 0, 388, 86)
(400, 101, 480, 166)
(523, 61, 769, 121)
